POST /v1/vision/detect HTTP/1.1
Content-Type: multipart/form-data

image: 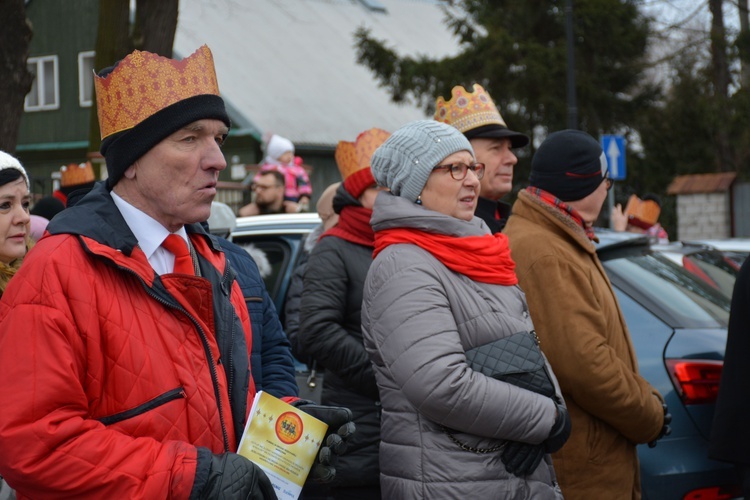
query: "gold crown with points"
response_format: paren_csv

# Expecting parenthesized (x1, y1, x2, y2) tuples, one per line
(434, 83, 509, 133)
(94, 45, 221, 140)
(335, 128, 391, 180)
(624, 194, 661, 228)
(60, 162, 95, 187)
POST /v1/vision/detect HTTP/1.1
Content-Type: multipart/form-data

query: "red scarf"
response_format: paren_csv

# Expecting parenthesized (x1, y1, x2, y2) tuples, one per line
(321, 206, 375, 247)
(373, 228, 518, 285)
(527, 187, 596, 240)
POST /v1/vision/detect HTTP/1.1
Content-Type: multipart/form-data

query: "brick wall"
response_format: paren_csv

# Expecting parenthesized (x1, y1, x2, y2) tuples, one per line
(675, 192, 731, 240)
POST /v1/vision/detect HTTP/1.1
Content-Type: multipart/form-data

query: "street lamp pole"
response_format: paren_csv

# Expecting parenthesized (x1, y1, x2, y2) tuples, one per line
(565, 0, 578, 129)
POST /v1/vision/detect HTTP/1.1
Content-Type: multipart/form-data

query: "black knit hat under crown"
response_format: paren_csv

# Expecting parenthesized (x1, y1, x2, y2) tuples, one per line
(100, 95, 230, 188)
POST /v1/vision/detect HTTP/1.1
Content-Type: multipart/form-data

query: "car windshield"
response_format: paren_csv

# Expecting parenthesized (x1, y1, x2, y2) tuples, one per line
(603, 251, 730, 329)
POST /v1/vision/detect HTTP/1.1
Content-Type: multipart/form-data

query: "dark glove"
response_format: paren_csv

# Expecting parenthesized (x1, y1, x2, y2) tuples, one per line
(648, 402, 672, 448)
(543, 403, 571, 453)
(501, 441, 546, 476)
(291, 399, 356, 484)
(501, 403, 571, 477)
(198, 452, 277, 499)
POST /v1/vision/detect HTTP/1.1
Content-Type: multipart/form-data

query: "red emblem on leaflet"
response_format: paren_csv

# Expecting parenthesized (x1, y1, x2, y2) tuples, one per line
(276, 412, 304, 445)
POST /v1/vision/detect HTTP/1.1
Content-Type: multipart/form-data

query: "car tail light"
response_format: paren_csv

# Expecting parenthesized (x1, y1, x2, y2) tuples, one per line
(683, 484, 742, 500)
(665, 359, 723, 405)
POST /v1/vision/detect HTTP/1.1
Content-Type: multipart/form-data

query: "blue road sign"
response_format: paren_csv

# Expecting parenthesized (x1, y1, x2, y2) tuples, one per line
(601, 135, 626, 181)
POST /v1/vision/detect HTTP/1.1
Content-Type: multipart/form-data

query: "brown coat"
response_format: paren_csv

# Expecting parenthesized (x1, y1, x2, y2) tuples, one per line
(503, 191, 664, 500)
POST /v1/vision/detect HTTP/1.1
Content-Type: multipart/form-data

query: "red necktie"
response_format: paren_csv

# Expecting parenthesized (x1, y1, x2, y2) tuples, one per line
(162, 234, 194, 275)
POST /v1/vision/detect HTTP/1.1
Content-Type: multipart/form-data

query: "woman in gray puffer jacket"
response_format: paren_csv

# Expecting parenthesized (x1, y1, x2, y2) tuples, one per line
(361, 120, 570, 499)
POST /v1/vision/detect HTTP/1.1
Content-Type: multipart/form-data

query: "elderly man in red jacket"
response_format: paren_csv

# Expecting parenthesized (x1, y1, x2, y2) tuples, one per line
(0, 46, 352, 499)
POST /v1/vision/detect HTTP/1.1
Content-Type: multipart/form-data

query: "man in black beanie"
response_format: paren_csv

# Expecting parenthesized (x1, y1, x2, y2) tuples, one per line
(434, 84, 529, 233)
(503, 129, 670, 499)
(0, 45, 354, 499)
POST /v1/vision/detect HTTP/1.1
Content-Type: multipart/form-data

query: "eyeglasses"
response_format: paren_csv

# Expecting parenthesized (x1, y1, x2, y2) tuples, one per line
(252, 183, 282, 192)
(433, 162, 486, 181)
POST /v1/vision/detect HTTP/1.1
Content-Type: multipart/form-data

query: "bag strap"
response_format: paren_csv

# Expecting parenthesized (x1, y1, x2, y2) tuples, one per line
(441, 426, 505, 454)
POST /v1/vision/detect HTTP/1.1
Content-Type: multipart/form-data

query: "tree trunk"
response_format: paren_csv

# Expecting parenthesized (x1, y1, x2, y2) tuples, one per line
(738, 0, 750, 88)
(0, 0, 33, 154)
(708, 0, 733, 171)
(87, 0, 131, 165)
(133, 0, 179, 56)
(88, 0, 179, 168)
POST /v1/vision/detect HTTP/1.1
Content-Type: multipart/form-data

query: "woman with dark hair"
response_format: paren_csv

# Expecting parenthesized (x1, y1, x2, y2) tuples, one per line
(361, 120, 569, 498)
(0, 150, 30, 500)
(0, 151, 31, 297)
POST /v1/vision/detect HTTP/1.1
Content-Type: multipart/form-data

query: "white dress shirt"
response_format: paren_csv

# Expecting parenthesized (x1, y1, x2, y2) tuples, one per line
(111, 191, 190, 275)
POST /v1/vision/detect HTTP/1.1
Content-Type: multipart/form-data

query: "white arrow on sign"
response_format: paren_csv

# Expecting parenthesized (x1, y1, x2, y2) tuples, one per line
(606, 138, 620, 178)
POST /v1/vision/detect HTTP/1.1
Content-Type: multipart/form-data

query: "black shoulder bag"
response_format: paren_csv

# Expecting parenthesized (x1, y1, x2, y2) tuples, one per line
(442, 330, 556, 453)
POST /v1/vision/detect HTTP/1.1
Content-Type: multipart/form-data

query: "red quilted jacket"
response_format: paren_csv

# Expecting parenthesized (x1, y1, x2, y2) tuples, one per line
(0, 190, 258, 499)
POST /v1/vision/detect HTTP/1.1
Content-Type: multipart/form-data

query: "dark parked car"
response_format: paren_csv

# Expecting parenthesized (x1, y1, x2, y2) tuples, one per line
(685, 238, 750, 267)
(230, 216, 740, 499)
(596, 229, 739, 499)
(652, 241, 740, 299)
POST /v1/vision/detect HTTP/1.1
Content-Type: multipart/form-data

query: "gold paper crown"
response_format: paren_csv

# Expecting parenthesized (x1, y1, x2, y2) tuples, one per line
(434, 83, 508, 133)
(60, 162, 95, 187)
(94, 45, 221, 140)
(335, 128, 391, 180)
(624, 194, 661, 227)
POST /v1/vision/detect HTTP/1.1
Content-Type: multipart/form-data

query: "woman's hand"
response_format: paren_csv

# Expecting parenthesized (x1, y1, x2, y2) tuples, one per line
(611, 203, 628, 231)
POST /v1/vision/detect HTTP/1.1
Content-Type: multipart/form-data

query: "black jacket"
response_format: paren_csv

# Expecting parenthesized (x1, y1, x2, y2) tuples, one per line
(475, 196, 511, 233)
(709, 258, 750, 465)
(283, 224, 324, 364)
(298, 187, 380, 490)
(219, 238, 297, 399)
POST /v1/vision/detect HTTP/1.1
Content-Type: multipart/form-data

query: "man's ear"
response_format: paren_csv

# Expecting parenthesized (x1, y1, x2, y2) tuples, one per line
(123, 163, 137, 180)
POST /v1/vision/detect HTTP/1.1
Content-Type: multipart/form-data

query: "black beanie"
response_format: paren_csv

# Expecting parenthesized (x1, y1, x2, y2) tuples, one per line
(30, 196, 65, 220)
(529, 129, 607, 202)
(101, 94, 230, 188)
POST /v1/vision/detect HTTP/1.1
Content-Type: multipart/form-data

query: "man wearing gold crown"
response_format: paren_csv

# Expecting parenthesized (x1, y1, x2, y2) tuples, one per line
(434, 83, 529, 233)
(0, 46, 354, 499)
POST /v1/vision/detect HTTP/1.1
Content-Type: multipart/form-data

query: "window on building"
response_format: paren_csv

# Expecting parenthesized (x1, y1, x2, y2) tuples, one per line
(25, 55, 60, 111)
(78, 51, 96, 107)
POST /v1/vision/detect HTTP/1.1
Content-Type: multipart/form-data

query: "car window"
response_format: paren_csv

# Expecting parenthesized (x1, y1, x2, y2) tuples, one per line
(233, 235, 295, 304)
(680, 250, 739, 298)
(718, 250, 748, 268)
(603, 253, 730, 329)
